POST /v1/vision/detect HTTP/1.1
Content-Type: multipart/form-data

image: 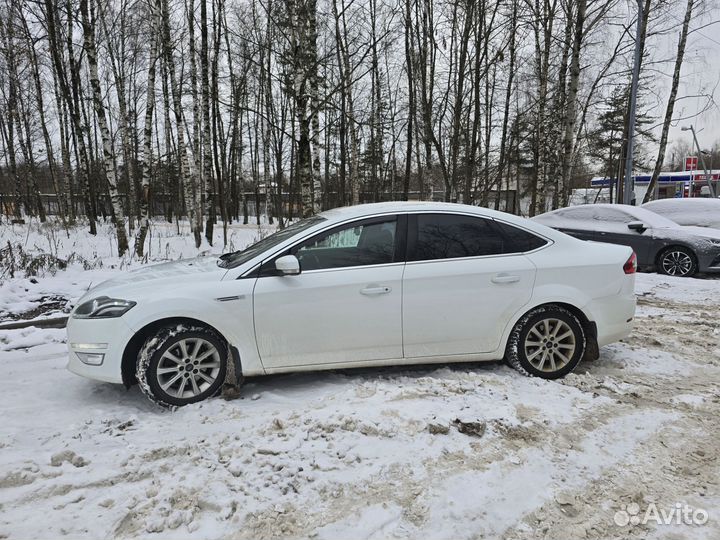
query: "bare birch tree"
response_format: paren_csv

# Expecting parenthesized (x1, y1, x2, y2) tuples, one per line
(643, 0, 694, 203)
(136, 0, 162, 257)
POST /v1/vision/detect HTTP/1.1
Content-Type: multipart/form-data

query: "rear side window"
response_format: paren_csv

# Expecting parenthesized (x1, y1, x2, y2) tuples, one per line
(494, 221, 548, 253)
(410, 214, 503, 261)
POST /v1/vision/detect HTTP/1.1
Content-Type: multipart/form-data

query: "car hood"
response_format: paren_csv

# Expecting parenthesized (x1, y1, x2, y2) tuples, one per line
(79, 257, 227, 301)
(676, 225, 720, 241)
(649, 226, 720, 258)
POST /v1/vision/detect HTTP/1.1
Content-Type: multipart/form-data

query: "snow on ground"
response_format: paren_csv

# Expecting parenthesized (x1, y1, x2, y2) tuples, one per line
(635, 271, 720, 306)
(1, 220, 719, 539)
(0, 218, 273, 321)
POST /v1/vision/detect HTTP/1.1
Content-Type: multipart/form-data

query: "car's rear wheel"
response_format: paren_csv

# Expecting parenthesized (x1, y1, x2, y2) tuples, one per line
(505, 306, 585, 379)
(137, 324, 227, 407)
(658, 246, 697, 277)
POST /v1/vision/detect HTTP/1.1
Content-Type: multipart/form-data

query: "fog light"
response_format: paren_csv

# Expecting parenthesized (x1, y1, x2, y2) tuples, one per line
(76, 352, 105, 366)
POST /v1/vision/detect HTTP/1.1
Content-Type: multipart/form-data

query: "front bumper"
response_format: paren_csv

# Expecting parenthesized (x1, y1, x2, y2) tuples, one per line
(698, 250, 720, 273)
(66, 316, 135, 384)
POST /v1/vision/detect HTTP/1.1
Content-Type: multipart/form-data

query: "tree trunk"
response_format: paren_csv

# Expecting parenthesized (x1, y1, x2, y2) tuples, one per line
(403, 0, 414, 201)
(643, 0, 693, 203)
(530, 0, 556, 217)
(417, 0, 436, 201)
(0, 10, 23, 220)
(46, 0, 97, 233)
(289, 0, 319, 217)
(448, 0, 474, 203)
(559, 0, 586, 207)
(334, 0, 360, 205)
(80, 0, 128, 255)
(99, 0, 137, 227)
(201, 0, 214, 244)
(19, 8, 66, 227)
(493, 0, 517, 209)
(187, 0, 203, 246)
(162, 0, 197, 241)
(136, 1, 161, 257)
(52, 57, 75, 222)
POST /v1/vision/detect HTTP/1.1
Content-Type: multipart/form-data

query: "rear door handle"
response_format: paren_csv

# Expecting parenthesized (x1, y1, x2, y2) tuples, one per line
(360, 285, 392, 296)
(491, 273, 520, 284)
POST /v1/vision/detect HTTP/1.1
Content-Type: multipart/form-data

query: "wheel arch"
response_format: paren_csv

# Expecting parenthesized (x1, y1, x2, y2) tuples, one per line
(121, 316, 229, 388)
(654, 243, 697, 269)
(503, 301, 598, 362)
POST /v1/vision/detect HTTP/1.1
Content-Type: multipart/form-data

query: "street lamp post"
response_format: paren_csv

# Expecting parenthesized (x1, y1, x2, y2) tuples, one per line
(682, 126, 717, 198)
(622, 0, 644, 205)
(701, 149, 715, 197)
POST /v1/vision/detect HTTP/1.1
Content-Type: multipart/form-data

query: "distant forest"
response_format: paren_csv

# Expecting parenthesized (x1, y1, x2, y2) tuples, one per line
(0, 0, 714, 254)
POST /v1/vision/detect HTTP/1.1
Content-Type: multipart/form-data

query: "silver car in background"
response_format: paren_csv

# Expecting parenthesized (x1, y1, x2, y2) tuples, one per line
(533, 204, 720, 277)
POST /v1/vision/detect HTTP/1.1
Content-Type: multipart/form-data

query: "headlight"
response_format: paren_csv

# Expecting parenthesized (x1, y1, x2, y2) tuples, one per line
(72, 296, 136, 319)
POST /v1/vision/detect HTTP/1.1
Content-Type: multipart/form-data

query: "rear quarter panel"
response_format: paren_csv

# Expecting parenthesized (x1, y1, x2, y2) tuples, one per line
(526, 238, 633, 308)
(490, 237, 635, 355)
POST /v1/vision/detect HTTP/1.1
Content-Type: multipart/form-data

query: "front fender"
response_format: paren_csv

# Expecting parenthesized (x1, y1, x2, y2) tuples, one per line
(123, 291, 264, 376)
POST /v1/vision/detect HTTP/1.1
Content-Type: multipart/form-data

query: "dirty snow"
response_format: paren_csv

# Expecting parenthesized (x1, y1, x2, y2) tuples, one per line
(0, 219, 719, 539)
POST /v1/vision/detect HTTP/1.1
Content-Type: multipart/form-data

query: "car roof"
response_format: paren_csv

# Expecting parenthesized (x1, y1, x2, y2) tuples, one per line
(643, 198, 720, 207)
(318, 201, 524, 223)
(551, 203, 662, 219)
(536, 203, 680, 229)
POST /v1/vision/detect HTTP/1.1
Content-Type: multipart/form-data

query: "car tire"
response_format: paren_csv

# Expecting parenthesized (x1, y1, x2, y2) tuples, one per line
(505, 305, 585, 380)
(136, 324, 228, 407)
(657, 246, 697, 277)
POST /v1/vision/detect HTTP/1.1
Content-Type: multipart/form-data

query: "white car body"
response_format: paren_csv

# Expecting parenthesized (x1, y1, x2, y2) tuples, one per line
(67, 202, 636, 388)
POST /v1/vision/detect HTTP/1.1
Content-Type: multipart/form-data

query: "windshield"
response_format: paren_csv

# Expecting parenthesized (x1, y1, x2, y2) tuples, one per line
(218, 215, 327, 269)
(624, 206, 680, 229)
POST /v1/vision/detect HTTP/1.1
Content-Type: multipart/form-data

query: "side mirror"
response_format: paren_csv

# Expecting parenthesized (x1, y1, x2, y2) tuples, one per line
(627, 221, 646, 232)
(275, 254, 300, 275)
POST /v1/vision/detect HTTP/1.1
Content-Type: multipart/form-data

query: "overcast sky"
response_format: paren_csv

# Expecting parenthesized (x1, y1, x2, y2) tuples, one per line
(661, 4, 720, 153)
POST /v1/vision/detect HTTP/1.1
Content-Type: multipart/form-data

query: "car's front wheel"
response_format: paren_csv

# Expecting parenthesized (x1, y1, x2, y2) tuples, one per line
(137, 324, 227, 407)
(505, 306, 585, 379)
(658, 246, 697, 277)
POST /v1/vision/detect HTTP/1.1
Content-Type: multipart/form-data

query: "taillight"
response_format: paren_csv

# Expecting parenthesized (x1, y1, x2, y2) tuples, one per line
(623, 252, 637, 274)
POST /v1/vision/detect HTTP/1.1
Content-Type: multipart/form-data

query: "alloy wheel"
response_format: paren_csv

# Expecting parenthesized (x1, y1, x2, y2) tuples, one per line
(155, 338, 222, 399)
(523, 318, 577, 373)
(662, 251, 693, 277)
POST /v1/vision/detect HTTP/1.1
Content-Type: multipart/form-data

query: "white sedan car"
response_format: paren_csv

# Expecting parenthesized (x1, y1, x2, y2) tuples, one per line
(67, 202, 637, 407)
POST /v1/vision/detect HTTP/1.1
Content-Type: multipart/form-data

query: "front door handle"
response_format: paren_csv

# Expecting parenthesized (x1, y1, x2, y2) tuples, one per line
(360, 285, 392, 296)
(491, 273, 520, 284)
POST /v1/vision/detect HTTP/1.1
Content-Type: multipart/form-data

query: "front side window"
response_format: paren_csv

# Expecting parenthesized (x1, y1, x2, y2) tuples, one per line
(293, 218, 397, 271)
(410, 214, 503, 261)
